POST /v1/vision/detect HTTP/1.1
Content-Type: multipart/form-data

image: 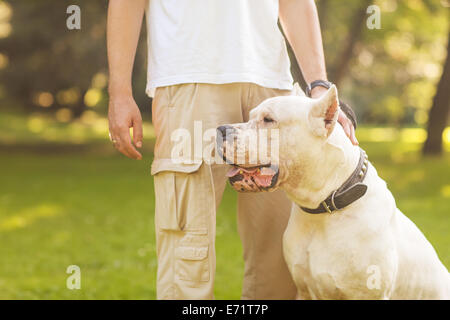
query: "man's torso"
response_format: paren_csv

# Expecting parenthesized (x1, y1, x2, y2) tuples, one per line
(146, 0, 293, 96)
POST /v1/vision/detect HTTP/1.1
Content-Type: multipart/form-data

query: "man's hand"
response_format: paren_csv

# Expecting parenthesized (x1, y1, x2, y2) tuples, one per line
(108, 94, 143, 160)
(107, 0, 146, 159)
(311, 86, 358, 146)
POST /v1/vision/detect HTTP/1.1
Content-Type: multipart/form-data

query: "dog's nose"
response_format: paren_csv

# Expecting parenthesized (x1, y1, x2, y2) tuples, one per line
(217, 125, 229, 139)
(216, 125, 235, 163)
(217, 125, 232, 140)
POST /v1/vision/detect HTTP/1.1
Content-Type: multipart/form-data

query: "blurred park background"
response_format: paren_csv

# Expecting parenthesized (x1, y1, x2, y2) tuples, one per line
(0, 0, 449, 299)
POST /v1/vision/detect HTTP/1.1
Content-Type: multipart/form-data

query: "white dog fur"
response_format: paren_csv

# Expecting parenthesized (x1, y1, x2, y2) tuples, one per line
(226, 85, 450, 299)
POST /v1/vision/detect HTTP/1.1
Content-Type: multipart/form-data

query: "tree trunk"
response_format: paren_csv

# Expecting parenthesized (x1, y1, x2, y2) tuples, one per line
(423, 31, 450, 155)
(331, 0, 371, 86)
(317, 0, 330, 30)
(72, 89, 88, 118)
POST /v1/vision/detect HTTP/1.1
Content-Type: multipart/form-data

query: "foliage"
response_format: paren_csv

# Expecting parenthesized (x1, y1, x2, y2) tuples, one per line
(0, 0, 149, 118)
(320, 0, 449, 125)
(0, 0, 448, 124)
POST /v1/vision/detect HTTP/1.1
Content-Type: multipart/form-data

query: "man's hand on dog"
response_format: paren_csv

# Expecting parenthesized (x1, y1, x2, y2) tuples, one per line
(310, 86, 358, 146)
(108, 93, 143, 160)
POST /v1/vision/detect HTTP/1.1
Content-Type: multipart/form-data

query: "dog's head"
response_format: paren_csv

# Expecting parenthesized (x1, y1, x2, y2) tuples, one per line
(216, 85, 340, 193)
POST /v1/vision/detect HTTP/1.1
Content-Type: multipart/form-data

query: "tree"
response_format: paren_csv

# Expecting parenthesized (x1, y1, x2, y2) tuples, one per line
(0, 1, 148, 118)
(330, 0, 372, 86)
(423, 31, 450, 155)
(285, 0, 371, 88)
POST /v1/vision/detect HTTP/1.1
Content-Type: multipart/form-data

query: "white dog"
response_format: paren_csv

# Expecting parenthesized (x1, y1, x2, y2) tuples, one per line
(216, 85, 450, 299)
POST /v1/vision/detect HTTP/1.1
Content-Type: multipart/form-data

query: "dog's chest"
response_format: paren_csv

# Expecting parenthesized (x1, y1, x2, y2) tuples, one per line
(283, 205, 397, 299)
(284, 237, 368, 299)
(283, 224, 352, 299)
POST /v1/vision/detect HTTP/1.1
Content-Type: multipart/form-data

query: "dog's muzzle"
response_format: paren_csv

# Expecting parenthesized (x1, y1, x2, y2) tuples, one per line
(216, 125, 279, 192)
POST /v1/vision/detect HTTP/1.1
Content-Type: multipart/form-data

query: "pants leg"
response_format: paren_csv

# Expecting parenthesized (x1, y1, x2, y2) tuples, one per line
(154, 163, 233, 299)
(238, 190, 297, 299)
(152, 84, 243, 299)
(237, 84, 297, 299)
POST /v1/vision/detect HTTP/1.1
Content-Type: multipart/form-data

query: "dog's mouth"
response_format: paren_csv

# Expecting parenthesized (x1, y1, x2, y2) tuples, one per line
(216, 126, 279, 192)
(226, 164, 279, 192)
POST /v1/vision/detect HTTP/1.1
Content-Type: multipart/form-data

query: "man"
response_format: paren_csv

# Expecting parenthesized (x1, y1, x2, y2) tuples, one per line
(107, 0, 357, 300)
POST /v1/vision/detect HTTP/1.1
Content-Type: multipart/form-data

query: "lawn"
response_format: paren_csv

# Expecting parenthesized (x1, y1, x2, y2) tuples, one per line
(0, 113, 449, 299)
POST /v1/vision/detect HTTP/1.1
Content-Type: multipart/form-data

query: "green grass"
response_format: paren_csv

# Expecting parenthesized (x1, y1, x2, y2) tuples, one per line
(0, 113, 449, 299)
(0, 151, 243, 299)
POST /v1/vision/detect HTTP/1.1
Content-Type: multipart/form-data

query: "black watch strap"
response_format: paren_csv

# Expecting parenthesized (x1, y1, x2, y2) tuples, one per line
(305, 80, 333, 97)
(306, 80, 357, 129)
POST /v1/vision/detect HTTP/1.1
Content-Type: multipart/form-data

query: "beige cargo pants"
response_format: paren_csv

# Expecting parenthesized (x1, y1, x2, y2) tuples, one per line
(151, 83, 297, 299)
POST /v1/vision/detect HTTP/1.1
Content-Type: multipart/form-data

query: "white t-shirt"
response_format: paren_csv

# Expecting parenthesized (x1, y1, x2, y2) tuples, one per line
(145, 0, 293, 97)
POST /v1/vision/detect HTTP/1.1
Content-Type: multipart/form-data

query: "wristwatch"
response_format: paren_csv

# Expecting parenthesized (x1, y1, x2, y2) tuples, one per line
(305, 80, 334, 97)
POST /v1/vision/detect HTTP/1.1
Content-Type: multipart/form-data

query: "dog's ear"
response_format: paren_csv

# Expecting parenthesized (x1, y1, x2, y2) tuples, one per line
(291, 83, 306, 97)
(308, 85, 339, 137)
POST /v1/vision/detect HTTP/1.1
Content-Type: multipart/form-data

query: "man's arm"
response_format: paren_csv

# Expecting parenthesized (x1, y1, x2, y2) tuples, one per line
(107, 0, 146, 159)
(279, 0, 358, 145)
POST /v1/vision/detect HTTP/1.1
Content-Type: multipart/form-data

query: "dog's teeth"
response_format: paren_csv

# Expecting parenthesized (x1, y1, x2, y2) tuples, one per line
(364, 159, 368, 166)
(362, 165, 367, 172)
(359, 171, 364, 177)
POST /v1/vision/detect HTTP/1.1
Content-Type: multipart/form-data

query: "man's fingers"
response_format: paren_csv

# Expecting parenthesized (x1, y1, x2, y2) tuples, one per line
(121, 134, 142, 159)
(132, 117, 143, 148)
(342, 121, 351, 138)
(119, 141, 141, 159)
(110, 135, 132, 158)
(114, 140, 132, 158)
(338, 110, 359, 145)
(350, 124, 359, 146)
(118, 127, 142, 160)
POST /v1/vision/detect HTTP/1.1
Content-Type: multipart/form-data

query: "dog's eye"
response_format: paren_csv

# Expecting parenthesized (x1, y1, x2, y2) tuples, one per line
(263, 116, 274, 123)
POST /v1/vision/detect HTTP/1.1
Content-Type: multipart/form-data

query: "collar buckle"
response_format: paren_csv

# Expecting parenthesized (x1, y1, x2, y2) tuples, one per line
(321, 201, 333, 214)
(322, 190, 338, 214)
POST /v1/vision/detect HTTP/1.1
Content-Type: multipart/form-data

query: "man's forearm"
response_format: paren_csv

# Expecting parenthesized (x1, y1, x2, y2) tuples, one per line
(280, 0, 359, 145)
(107, 0, 146, 97)
(279, 0, 327, 84)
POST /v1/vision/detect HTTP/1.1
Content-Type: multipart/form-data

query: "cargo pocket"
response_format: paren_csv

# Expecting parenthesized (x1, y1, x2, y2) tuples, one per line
(175, 234, 210, 282)
(152, 159, 212, 233)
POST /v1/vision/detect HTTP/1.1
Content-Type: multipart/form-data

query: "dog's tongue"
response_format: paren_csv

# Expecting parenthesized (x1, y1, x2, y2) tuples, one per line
(227, 166, 277, 191)
(253, 167, 277, 187)
(226, 166, 258, 177)
(226, 167, 243, 177)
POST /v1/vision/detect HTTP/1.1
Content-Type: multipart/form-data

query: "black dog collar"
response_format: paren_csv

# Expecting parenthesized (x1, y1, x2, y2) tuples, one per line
(300, 148, 369, 214)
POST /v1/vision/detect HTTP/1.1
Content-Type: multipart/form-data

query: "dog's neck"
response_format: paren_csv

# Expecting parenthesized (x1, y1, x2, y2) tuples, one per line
(283, 125, 360, 209)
